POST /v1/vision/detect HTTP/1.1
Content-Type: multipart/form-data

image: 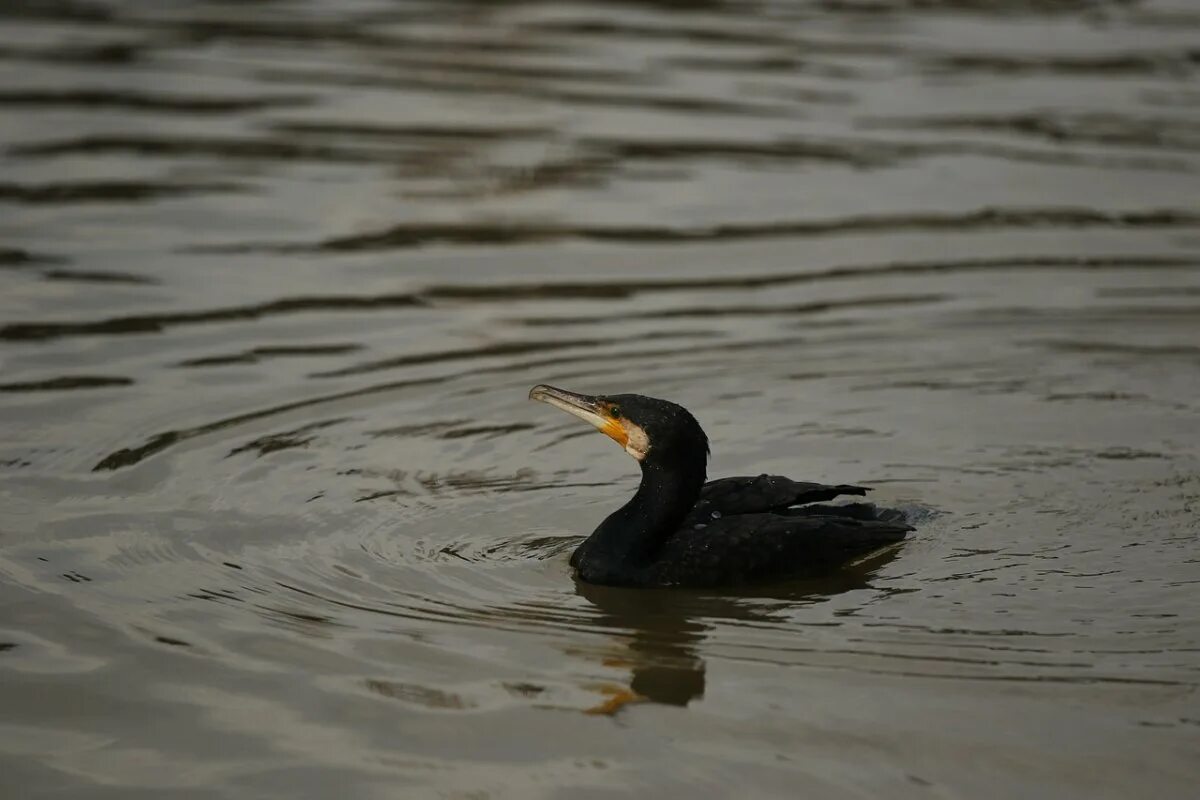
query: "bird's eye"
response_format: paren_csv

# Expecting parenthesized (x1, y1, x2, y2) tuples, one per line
(608, 406, 621, 418)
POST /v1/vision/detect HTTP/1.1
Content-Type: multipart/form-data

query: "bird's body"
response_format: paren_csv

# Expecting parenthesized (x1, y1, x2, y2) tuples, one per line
(529, 385, 911, 588)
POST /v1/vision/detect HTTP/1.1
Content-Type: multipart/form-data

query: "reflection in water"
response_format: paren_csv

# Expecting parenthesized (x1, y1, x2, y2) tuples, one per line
(574, 547, 903, 713)
(575, 582, 711, 713)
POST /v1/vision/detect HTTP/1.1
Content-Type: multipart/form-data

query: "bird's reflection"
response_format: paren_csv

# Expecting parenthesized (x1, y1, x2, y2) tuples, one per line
(573, 545, 902, 714)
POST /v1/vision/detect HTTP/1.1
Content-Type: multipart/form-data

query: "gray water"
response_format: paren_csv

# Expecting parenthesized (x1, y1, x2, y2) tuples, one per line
(2, 1, 1199, 797)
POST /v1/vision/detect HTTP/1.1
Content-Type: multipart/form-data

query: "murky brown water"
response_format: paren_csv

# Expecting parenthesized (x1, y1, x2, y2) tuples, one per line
(2, 0, 1199, 797)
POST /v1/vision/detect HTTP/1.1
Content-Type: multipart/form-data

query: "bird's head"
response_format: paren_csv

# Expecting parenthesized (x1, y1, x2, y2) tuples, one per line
(529, 384, 709, 467)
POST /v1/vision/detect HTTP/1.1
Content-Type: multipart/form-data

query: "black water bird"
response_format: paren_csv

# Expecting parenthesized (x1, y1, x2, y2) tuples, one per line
(529, 384, 911, 588)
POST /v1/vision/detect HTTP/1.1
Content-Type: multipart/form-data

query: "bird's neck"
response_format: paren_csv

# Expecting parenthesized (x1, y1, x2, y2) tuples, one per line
(587, 456, 707, 566)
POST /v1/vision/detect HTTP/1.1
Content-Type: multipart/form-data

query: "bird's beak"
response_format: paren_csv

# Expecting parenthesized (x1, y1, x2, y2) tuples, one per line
(529, 384, 629, 450)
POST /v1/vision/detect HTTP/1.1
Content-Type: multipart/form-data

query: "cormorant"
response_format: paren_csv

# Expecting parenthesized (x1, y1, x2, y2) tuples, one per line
(529, 384, 911, 588)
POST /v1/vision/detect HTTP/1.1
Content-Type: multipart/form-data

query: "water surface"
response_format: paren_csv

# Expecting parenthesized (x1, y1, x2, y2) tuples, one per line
(1, 1, 1199, 797)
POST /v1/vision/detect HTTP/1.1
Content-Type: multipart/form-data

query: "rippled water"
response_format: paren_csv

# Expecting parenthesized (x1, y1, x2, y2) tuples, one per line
(2, 0, 1199, 797)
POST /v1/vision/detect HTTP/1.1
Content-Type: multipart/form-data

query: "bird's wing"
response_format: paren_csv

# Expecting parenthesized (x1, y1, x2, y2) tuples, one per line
(780, 502, 909, 524)
(654, 514, 911, 587)
(691, 474, 868, 521)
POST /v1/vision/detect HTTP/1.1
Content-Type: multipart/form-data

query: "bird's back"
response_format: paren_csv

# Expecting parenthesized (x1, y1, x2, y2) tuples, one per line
(651, 475, 910, 587)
